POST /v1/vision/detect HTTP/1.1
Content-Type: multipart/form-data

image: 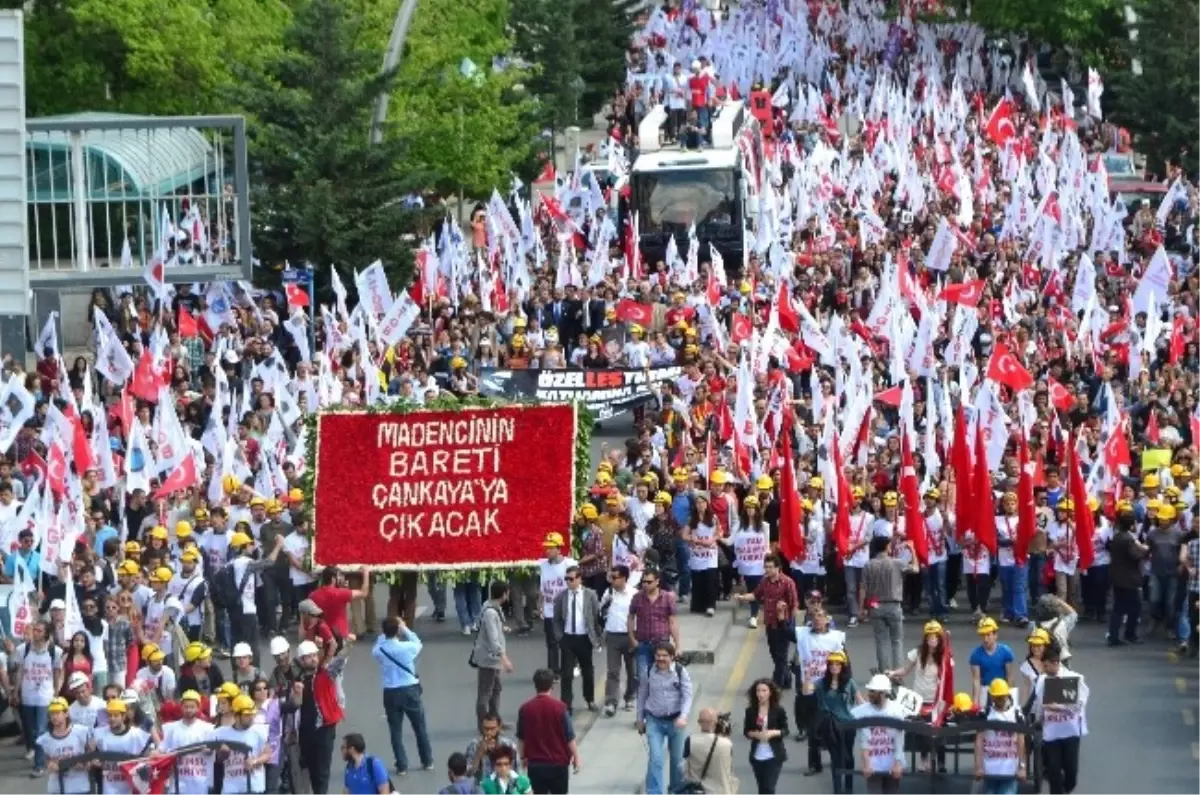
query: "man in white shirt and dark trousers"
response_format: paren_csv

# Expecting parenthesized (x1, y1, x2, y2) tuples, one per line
(1030, 647, 1088, 795)
(599, 565, 638, 716)
(552, 566, 601, 715)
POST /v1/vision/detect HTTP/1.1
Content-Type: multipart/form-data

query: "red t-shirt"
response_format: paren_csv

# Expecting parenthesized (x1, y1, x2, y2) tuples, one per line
(309, 586, 354, 637)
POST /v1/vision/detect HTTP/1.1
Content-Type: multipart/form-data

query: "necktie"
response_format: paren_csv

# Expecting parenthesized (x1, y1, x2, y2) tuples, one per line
(571, 591, 579, 634)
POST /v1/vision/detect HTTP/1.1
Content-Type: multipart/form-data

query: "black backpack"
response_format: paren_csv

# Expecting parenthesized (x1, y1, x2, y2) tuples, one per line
(212, 563, 252, 612)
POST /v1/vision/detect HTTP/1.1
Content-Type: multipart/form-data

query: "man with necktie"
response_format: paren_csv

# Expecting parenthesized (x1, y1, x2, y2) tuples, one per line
(552, 566, 602, 715)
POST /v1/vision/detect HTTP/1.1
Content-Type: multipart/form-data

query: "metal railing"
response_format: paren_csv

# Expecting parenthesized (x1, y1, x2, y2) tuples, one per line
(24, 115, 251, 287)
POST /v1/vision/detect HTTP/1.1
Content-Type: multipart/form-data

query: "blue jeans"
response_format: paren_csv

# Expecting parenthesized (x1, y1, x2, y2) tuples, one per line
(1149, 574, 1177, 623)
(454, 581, 482, 630)
(20, 704, 48, 768)
(644, 714, 685, 794)
(743, 575, 762, 618)
(998, 565, 1028, 620)
(1027, 553, 1046, 603)
(675, 540, 692, 597)
(923, 560, 948, 619)
(982, 778, 1019, 794)
(383, 685, 433, 771)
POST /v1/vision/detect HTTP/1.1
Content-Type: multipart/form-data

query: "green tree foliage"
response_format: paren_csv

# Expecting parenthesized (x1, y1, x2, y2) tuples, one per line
(7, 0, 290, 117)
(1108, 0, 1199, 174)
(573, 0, 639, 119)
(391, 0, 541, 199)
(234, 0, 423, 288)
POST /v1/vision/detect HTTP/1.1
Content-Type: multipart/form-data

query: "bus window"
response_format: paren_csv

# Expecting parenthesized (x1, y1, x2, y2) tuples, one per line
(634, 168, 739, 233)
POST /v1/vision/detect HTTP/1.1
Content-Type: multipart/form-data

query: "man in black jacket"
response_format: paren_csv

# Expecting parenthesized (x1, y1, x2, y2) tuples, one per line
(1107, 512, 1149, 646)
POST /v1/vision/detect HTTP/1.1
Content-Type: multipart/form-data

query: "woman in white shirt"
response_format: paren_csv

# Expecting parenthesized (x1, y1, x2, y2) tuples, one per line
(974, 679, 1027, 793)
(885, 621, 948, 772)
(1017, 627, 1052, 696)
(733, 496, 769, 628)
(683, 492, 721, 617)
(1082, 508, 1112, 622)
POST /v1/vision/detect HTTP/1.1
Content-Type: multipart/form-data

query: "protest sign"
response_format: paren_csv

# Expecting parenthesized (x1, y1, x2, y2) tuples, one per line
(478, 366, 681, 420)
(312, 404, 577, 569)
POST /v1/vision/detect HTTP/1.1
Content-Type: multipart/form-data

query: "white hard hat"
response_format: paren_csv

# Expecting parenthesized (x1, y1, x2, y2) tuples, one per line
(269, 636, 291, 656)
(865, 674, 893, 693)
(691, 59, 701, 71)
(68, 672, 90, 691)
(296, 640, 320, 658)
(232, 642, 253, 659)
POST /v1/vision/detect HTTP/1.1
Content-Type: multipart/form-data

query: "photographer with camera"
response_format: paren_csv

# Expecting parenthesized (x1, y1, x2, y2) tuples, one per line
(681, 708, 737, 794)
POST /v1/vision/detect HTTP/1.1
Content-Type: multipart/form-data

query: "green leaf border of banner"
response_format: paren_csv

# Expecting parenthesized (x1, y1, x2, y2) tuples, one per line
(300, 396, 593, 585)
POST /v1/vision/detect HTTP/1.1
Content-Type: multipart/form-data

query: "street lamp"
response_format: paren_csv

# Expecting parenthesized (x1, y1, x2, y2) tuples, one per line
(371, 0, 420, 145)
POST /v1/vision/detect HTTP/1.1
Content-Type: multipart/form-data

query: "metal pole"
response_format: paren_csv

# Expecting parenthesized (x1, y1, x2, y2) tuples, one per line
(371, 0, 420, 145)
(68, 131, 91, 272)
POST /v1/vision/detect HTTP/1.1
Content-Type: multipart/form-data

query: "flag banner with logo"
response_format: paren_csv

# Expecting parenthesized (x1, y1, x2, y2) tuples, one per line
(478, 366, 682, 421)
(312, 404, 577, 569)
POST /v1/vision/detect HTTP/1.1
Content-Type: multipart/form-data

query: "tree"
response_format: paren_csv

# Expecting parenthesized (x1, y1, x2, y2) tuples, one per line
(234, 0, 424, 289)
(572, 0, 639, 121)
(391, 0, 541, 201)
(7, 0, 290, 117)
(1108, 0, 1199, 174)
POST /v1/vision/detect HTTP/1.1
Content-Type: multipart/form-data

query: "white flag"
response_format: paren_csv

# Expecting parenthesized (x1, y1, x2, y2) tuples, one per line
(1071, 253, 1096, 315)
(378, 294, 421, 347)
(925, 217, 956, 272)
(1131, 246, 1172, 316)
(1022, 61, 1041, 113)
(34, 312, 59, 359)
(1086, 68, 1104, 118)
(355, 260, 393, 319)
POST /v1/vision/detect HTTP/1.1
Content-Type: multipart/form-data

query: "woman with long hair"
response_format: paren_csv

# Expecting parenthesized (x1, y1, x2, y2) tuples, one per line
(1018, 627, 1053, 695)
(742, 678, 789, 794)
(644, 492, 679, 589)
(733, 495, 769, 628)
(814, 651, 861, 794)
(886, 621, 948, 772)
(250, 677, 284, 794)
(37, 698, 91, 793)
(61, 632, 94, 700)
(683, 492, 721, 615)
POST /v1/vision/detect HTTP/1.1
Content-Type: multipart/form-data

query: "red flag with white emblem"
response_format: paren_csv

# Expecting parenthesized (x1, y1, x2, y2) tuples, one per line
(938, 279, 985, 307)
(1016, 431, 1037, 565)
(1047, 376, 1075, 411)
(900, 429, 928, 565)
(986, 341, 1035, 392)
(985, 97, 1017, 147)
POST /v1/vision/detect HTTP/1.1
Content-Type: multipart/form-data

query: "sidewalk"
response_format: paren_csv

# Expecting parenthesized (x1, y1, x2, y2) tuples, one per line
(572, 601, 744, 794)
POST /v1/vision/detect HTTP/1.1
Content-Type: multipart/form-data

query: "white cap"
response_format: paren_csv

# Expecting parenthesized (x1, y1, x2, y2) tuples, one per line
(865, 674, 893, 693)
(232, 642, 253, 658)
(691, 59, 701, 71)
(269, 636, 291, 656)
(68, 672, 90, 691)
(120, 688, 141, 704)
(49, 599, 66, 611)
(296, 640, 320, 658)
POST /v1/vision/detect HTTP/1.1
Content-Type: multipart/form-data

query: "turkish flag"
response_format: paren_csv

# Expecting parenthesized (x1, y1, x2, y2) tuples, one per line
(614, 299, 653, 326)
(1102, 415, 1131, 473)
(775, 283, 800, 334)
(67, 408, 95, 475)
(19, 450, 47, 482)
(1016, 431, 1037, 566)
(972, 423, 997, 556)
(952, 404, 974, 540)
(1146, 411, 1161, 444)
(285, 283, 310, 309)
(152, 455, 198, 500)
(874, 386, 903, 407)
(832, 432, 852, 559)
(730, 314, 753, 344)
(535, 160, 556, 184)
(986, 341, 1034, 392)
(1047, 376, 1075, 411)
(938, 279, 985, 307)
(177, 307, 199, 338)
(985, 97, 1017, 147)
(900, 431, 928, 565)
(706, 270, 722, 307)
(130, 350, 161, 404)
(777, 422, 806, 563)
(1067, 433, 1096, 570)
(119, 753, 177, 794)
(1169, 316, 1186, 365)
(47, 442, 67, 497)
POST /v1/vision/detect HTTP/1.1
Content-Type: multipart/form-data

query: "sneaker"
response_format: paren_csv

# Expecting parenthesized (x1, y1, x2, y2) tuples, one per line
(516, 626, 532, 636)
(587, 702, 599, 713)
(623, 699, 635, 711)
(573, 666, 581, 679)
(604, 704, 617, 717)
(433, 611, 446, 623)
(470, 623, 479, 633)
(705, 607, 715, 617)
(461, 626, 473, 636)
(949, 598, 958, 609)
(394, 768, 408, 777)
(30, 768, 44, 779)
(847, 617, 859, 628)
(422, 764, 436, 772)
(23, 750, 34, 762)
(748, 616, 758, 628)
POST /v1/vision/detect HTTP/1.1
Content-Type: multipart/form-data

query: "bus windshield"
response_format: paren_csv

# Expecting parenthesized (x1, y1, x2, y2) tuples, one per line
(634, 168, 739, 234)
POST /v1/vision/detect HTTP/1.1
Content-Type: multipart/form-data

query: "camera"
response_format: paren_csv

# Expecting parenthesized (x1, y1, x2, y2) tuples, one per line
(714, 712, 733, 737)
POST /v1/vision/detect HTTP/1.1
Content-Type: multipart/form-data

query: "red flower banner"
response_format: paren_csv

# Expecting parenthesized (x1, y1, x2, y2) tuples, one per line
(313, 405, 577, 569)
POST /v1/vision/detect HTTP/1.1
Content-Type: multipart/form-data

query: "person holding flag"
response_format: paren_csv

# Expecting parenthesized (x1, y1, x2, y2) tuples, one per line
(995, 493, 1031, 627)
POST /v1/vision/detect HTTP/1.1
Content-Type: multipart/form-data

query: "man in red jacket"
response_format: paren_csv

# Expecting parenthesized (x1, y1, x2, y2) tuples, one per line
(288, 639, 346, 793)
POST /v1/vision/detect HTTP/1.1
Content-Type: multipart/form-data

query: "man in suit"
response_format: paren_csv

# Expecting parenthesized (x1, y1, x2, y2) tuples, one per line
(560, 285, 585, 343)
(581, 288, 608, 336)
(552, 565, 602, 714)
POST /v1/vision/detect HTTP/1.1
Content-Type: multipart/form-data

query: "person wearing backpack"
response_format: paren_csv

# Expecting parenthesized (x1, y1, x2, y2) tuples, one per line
(342, 731, 395, 794)
(12, 620, 64, 777)
(223, 531, 285, 668)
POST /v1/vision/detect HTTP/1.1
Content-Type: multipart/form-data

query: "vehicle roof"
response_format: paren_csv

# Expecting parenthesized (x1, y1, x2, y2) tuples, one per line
(632, 147, 740, 172)
(1110, 180, 1167, 194)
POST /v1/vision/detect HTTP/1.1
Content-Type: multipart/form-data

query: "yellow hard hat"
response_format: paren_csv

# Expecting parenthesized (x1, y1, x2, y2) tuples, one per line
(222, 475, 241, 494)
(1058, 499, 1075, 512)
(710, 470, 729, 486)
(597, 461, 614, 473)
(801, 498, 815, 511)
(756, 475, 774, 491)
(1028, 628, 1052, 646)
(174, 521, 193, 539)
(105, 699, 128, 714)
(450, 356, 467, 369)
(988, 679, 1011, 699)
(924, 620, 944, 636)
(118, 560, 140, 577)
(654, 491, 673, 505)
(739, 281, 752, 295)
(148, 526, 168, 541)
(924, 487, 941, 500)
(827, 650, 848, 665)
(672, 469, 688, 483)
(141, 643, 160, 659)
(180, 690, 202, 704)
(595, 472, 613, 486)
(604, 493, 622, 507)
(1116, 499, 1134, 515)
(150, 567, 173, 584)
(1157, 504, 1177, 521)
(630, 324, 644, 335)
(743, 494, 760, 508)
(1165, 485, 1182, 500)
(266, 498, 284, 514)
(181, 548, 202, 564)
(1143, 474, 1160, 489)
(194, 508, 210, 521)
(852, 486, 866, 499)
(231, 694, 256, 714)
(230, 532, 253, 548)
(249, 496, 267, 508)
(184, 642, 211, 663)
(124, 541, 142, 555)
(543, 532, 564, 548)
(1171, 464, 1186, 477)
(953, 693, 974, 712)
(513, 317, 528, 329)
(807, 476, 824, 490)
(146, 648, 166, 663)
(1003, 491, 1018, 504)
(288, 488, 305, 503)
(977, 617, 999, 635)
(216, 682, 241, 700)
(579, 503, 599, 520)
(882, 492, 899, 508)
(48, 697, 69, 713)
(1086, 496, 1099, 512)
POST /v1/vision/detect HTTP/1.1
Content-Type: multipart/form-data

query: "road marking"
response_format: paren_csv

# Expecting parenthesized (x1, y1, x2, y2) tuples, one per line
(717, 625, 760, 716)
(1183, 708, 1195, 727)
(1177, 677, 1188, 694)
